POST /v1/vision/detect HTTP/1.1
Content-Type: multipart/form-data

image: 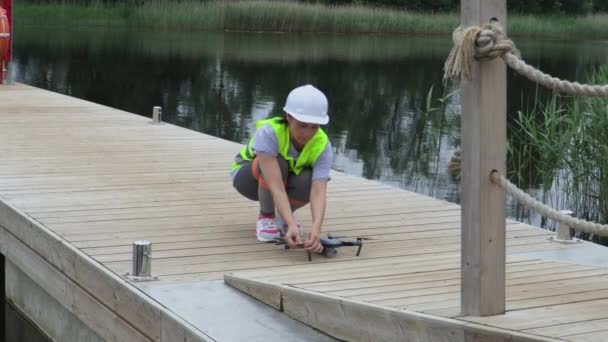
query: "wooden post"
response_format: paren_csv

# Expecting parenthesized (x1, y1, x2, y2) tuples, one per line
(460, 0, 507, 316)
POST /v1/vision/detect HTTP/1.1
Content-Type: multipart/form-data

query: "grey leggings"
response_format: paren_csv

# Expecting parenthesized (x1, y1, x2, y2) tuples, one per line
(233, 156, 312, 215)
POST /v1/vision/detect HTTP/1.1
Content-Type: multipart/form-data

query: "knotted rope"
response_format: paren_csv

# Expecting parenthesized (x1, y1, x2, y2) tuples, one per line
(490, 171, 608, 236)
(444, 22, 608, 97)
(447, 146, 461, 177)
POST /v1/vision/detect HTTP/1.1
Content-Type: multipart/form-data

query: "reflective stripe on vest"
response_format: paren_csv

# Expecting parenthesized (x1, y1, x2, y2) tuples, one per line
(231, 117, 328, 175)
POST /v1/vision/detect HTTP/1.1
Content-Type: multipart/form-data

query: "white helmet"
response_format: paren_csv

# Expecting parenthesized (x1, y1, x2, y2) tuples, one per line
(283, 85, 329, 125)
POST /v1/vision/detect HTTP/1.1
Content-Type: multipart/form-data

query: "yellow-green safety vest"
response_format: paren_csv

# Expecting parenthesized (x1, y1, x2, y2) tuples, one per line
(232, 117, 328, 175)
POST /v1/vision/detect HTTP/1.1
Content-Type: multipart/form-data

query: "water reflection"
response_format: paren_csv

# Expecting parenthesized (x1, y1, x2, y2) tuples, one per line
(11, 26, 608, 221)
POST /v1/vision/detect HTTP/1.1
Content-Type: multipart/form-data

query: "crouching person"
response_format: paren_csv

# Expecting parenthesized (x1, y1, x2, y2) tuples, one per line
(231, 85, 333, 253)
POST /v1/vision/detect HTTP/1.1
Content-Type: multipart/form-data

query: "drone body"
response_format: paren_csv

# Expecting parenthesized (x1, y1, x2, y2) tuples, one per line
(272, 233, 369, 261)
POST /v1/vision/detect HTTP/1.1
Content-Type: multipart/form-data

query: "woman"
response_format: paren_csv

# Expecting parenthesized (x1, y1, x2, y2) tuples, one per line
(231, 85, 333, 253)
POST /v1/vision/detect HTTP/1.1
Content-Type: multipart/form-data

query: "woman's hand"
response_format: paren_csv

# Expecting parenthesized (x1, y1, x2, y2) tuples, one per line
(304, 230, 323, 254)
(284, 227, 303, 249)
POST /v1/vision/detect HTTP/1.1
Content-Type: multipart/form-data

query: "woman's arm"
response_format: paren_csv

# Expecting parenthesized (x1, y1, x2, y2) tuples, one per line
(257, 153, 301, 247)
(305, 180, 327, 253)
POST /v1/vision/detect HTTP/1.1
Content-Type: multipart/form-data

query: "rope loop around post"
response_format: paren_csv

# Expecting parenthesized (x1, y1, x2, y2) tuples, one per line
(444, 22, 608, 96)
(444, 22, 518, 82)
(474, 22, 519, 61)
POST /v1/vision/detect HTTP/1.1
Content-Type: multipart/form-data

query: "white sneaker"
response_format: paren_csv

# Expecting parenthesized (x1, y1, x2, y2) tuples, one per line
(275, 212, 303, 236)
(256, 215, 282, 242)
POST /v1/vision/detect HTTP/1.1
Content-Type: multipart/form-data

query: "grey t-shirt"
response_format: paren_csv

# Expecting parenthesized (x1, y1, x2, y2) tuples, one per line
(234, 124, 333, 182)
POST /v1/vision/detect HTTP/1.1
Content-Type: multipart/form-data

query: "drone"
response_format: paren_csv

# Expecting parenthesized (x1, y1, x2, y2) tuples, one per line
(272, 233, 371, 261)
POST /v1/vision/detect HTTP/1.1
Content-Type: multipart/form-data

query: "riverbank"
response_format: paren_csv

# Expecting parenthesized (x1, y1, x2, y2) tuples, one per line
(15, 1, 608, 39)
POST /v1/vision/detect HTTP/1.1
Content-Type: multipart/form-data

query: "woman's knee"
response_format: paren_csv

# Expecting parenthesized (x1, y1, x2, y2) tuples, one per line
(232, 163, 259, 201)
(255, 156, 289, 184)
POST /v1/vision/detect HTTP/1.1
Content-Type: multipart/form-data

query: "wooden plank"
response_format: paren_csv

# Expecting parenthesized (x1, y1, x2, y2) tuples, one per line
(224, 275, 282, 310)
(282, 285, 465, 342)
(422, 272, 608, 318)
(322, 261, 566, 298)
(7, 184, 401, 208)
(461, 298, 608, 331)
(58, 218, 462, 243)
(505, 287, 608, 312)
(70, 222, 462, 248)
(26, 191, 424, 216)
(460, 0, 508, 316)
(88, 232, 562, 268)
(301, 260, 542, 293)
(19, 190, 416, 214)
(407, 270, 608, 312)
(76, 220, 463, 251)
(36, 200, 456, 224)
(523, 317, 608, 338)
(94, 232, 465, 264)
(202, 254, 461, 283)
(566, 331, 608, 342)
(225, 256, 533, 290)
(462, 324, 561, 342)
(49, 211, 462, 234)
(78, 223, 464, 253)
(375, 268, 608, 309)
(27, 194, 443, 217)
(280, 285, 560, 342)
(109, 248, 464, 277)
(411, 276, 608, 314)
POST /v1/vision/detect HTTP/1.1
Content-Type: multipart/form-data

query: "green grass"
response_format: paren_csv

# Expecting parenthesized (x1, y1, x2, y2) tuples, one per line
(15, 1, 608, 38)
(509, 14, 608, 39)
(16, 1, 608, 38)
(15, 1, 456, 34)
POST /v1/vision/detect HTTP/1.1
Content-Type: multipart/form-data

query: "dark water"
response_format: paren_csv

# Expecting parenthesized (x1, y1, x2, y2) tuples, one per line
(6, 25, 608, 337)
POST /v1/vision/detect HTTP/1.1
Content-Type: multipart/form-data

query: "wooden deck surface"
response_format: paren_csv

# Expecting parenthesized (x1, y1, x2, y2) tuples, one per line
(2, 84, 608, 341)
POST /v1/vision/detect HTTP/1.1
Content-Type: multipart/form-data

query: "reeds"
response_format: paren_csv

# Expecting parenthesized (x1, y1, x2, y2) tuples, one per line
(508, 67, 608, 230)
(17, 1, 457, 34)
(17, 1, 608, 38)
(509, 14, 608, 39)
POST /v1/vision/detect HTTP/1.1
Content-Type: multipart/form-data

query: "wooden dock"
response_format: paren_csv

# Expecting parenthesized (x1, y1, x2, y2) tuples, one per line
(2, 84, 608, 341)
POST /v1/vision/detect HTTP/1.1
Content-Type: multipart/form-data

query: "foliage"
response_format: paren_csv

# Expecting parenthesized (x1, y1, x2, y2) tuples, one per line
(17, 1, 608, 39)
(15, 1, 458, 34)
(508, 67, 608, 231)
(508, 0, 594, 15)
(19, 0, 608, 15)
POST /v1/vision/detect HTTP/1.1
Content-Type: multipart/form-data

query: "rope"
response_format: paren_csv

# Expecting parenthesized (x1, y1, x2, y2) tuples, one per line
(490, 171, 608, 236)
(444, 23, 608, 97)
(503, 54, 608, 97)
(447, 146, 461, 177)
(443, 26, 481, 81)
